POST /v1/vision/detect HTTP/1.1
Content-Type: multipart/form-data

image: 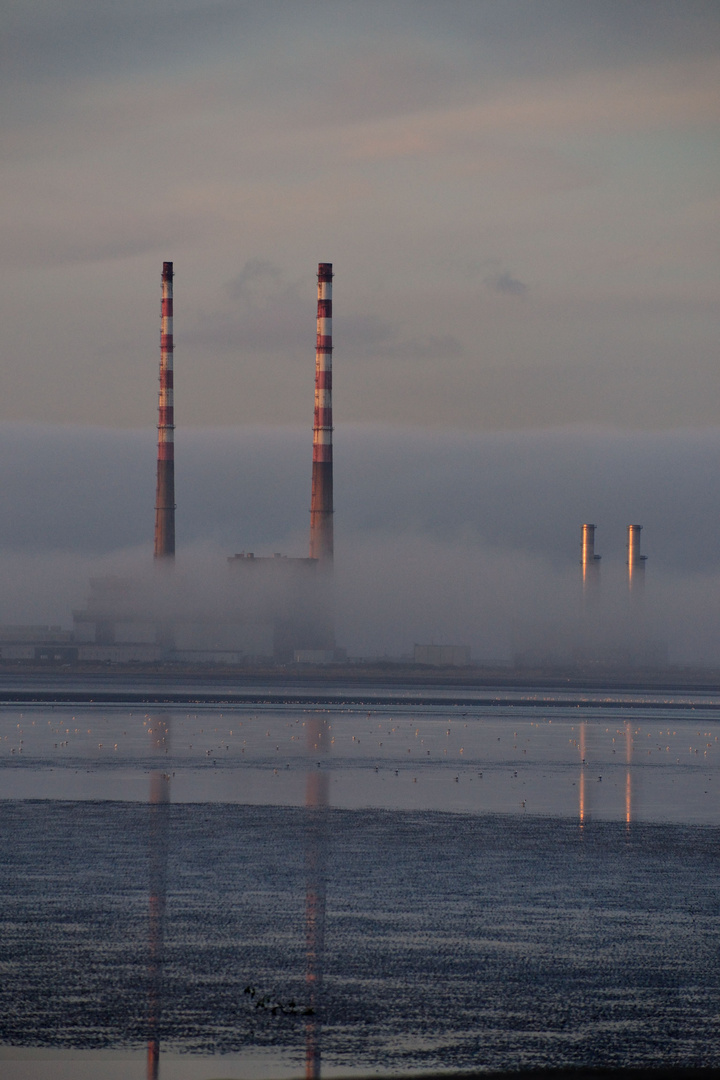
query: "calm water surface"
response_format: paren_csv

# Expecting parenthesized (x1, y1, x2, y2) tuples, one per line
(1, 686, 719, 1078)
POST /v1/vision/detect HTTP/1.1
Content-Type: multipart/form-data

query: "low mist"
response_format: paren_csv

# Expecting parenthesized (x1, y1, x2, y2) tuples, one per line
(2, 422, 720, 666)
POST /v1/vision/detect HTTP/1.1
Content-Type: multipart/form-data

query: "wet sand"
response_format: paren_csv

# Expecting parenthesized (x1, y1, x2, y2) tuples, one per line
(2, 803, 719, 1074)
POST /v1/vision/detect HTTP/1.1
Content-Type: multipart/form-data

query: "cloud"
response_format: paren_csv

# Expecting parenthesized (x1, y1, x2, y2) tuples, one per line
(392, 334, 464, 360)
(183, 260, 310, 355)
(0, 209, 187, 270)
(225, 259, 286, 303)
(340, 314, 395, 352)
(487, 271, 528, 297)
(348, 331, 464, 362)
(184, 264, 464, 364)
(0, 0, 252, 91)
(338, 315, 463, 362)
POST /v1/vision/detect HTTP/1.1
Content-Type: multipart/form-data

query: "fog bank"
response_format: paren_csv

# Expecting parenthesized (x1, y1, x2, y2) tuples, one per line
(1, 422, 720, 665)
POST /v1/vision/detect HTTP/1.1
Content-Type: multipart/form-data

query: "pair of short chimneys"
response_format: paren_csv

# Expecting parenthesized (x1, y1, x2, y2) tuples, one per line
(581, 523, 646, 593)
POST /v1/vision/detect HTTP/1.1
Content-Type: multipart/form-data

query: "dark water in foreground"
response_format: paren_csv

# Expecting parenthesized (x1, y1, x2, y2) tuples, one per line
(1, 694, 719, 1077)
(2, 805, 719, 1074)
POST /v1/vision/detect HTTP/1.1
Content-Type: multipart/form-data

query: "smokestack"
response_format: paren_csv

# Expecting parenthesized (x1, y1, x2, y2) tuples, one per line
(581, 523, 600, 595)
(154, 262, 175, 559)
(310, 263, 333, 563)
(627, 524, 646, 593)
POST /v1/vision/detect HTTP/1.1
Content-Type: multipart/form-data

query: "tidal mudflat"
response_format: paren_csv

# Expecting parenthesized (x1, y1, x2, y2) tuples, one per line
(1, 690, 719, 1078)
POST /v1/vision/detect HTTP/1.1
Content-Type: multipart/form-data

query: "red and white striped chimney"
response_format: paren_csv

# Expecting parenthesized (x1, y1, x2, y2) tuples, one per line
(154, 262, 175, 559)
(310, 263, 333, 563)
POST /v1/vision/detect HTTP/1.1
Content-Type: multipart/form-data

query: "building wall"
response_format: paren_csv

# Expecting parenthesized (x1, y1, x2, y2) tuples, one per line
(414, 644, 471, 667)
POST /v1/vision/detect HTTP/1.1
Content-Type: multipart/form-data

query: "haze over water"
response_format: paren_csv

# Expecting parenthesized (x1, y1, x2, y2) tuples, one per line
(2, 684, 719, 1078)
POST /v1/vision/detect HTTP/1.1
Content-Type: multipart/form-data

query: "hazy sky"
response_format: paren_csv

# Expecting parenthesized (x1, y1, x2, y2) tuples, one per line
(2, 0, 719, 429)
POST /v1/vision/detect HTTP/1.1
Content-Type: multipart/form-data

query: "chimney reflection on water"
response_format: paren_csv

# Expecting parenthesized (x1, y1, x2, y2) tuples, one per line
(625, 721, 633, 831)
(305, 716, 330, 1079)
(578, 722, 586, 830)
(147, 716, 171, 1080)
(578, 720, 634, 831)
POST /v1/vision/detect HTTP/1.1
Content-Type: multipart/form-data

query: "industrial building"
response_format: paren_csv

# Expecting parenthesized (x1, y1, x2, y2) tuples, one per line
(0, 625, 77, 664)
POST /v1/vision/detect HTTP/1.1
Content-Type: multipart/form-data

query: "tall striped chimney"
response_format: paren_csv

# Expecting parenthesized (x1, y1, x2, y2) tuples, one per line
(310, 263, 333, 563)
(154, 262, 175, 559)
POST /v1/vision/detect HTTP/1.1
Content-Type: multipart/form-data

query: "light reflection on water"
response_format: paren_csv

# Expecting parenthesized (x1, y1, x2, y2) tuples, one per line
(147, 717, 171, 1080)
(1, 692, 719, 1078)
(1, 699, 718, 822)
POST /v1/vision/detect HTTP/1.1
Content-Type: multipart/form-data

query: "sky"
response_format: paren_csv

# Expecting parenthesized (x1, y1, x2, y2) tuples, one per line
(2, 0, 718, 429)
(1, 2, 720, 660)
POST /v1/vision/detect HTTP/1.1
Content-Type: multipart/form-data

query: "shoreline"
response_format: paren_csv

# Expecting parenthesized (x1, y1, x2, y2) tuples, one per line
(0, 660, 719, 706)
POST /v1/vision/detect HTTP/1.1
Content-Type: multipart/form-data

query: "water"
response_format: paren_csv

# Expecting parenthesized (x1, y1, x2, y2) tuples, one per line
(1, 685, 719, 1078)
